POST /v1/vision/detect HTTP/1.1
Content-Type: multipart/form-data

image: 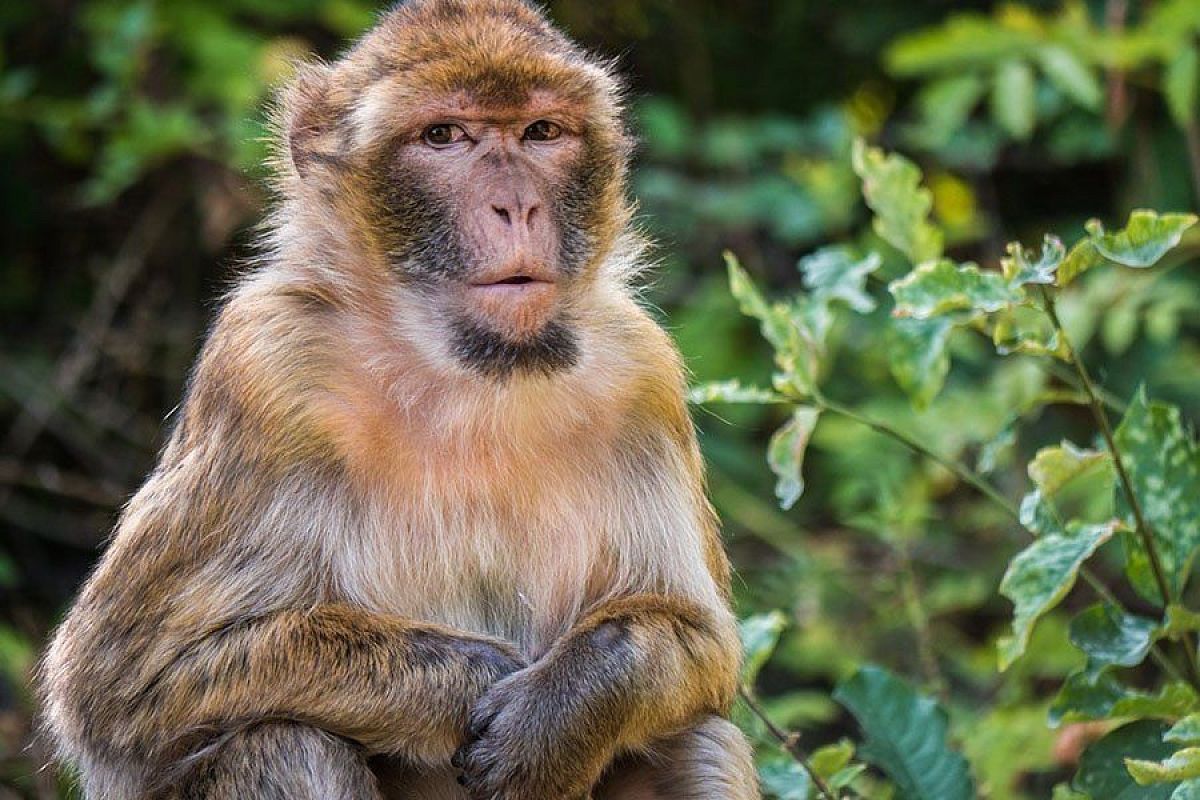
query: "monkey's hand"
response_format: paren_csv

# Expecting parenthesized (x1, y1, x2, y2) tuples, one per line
(452, 666, 605, 800)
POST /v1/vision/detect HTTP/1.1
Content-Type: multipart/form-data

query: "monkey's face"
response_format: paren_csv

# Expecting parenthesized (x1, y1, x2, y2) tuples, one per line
(378, 93, 607, 377)
(282, 0, 631, 378)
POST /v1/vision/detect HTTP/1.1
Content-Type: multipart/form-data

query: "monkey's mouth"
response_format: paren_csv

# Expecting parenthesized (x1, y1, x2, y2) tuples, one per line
(464, 268, 559, 338)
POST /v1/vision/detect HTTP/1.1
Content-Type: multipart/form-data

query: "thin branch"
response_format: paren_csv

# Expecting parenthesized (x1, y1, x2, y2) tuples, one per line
(738, 685, 843, 800)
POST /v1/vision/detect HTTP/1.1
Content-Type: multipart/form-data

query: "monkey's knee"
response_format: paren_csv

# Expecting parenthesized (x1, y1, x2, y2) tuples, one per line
(171, 722, 383, 800)
(596, 715, 759, 800)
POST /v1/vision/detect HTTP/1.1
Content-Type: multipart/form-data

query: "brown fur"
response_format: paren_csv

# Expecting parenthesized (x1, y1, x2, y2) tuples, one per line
(40, 1, 758, 798)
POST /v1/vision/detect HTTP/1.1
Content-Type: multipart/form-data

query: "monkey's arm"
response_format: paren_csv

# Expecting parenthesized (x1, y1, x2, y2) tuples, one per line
(110, 604, 523, 766)
(454, 593, 739, 799)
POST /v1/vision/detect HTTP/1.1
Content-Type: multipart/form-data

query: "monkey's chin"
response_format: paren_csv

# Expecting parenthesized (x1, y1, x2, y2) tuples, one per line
(464, 280, 559, 339)
(449, 314, 580, 379)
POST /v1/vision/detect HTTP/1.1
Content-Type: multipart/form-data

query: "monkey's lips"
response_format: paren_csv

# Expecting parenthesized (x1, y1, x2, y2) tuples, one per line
(464, 273, 559, 337)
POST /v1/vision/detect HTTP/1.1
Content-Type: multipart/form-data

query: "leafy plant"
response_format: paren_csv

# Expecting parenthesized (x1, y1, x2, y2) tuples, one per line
(699, 140, 1200, 797)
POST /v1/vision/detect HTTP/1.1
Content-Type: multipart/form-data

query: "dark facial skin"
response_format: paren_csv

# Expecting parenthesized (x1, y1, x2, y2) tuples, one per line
(379, 95, 595, 378)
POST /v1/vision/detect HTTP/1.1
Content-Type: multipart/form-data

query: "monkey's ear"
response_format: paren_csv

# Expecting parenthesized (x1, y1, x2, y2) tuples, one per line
(278, 63, 343, 179)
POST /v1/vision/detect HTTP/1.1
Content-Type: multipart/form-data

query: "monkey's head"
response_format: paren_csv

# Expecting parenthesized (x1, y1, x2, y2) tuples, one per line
(274, 0, 634, 379)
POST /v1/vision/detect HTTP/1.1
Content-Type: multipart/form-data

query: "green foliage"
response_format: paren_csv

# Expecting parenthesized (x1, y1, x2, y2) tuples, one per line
(834, 665, 975, 799)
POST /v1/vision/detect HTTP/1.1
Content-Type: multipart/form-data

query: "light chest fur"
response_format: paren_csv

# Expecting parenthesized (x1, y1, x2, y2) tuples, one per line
(318, 309, 716, 659)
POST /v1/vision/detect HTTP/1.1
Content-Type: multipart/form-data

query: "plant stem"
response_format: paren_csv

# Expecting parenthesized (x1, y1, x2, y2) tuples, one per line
(897, 545, 947, 700)
(1038, 288, 1200, 691)
(738, 685, 843, 800)
(1038, 290, 1172, 605)
(813, 394, 1022, 522)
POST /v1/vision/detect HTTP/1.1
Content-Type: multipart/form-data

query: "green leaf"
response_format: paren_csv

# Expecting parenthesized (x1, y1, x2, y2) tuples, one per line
(1166, 46, 1199, 130)
(852, 139, 944, 265)
(992, 306, 1068, 359)
(759, 759, 812, 800)
(910, 73, 988, 148)
(1002, 236, 1065, 287)
(740, 611, 788, 685)
(1087, 211, 1198, 268)
(1038, 46, 1103, 111)
(890, 259, 1023, 318)
(1110, 682, 1198, 720)
(768, 407, 821, 509)
(889, 316, 952, 410)
(998, 522, 1117, 670)
(726, 251, 819, 397)
(834, 665, 975, 800)
(1029, 442, 1113, 497)
(689, 380, 788, 405)
(1069, 604, 1158, 668)
(1167, 715, 1200, 744)
(1074, 721, 1179, 799)
(1128, 749, 1200, 785)
(991, 60, 1036, 140)
(810, 740, 855, 779)
(1164, 605, 1200, 640)
(1114, 388, 1200, 601)
(1057, 238, 1106, 287)
(1173, 780, 1200, 800)
(799, 246, 882, 314)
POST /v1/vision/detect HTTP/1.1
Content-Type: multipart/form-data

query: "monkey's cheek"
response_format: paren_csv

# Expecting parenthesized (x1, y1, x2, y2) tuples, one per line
(465, 283, 559, 339)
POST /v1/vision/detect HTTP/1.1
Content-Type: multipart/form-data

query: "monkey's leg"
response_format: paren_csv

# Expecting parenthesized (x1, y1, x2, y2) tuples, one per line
(593, 716, 758, 800)
(172, 722, 383, 800)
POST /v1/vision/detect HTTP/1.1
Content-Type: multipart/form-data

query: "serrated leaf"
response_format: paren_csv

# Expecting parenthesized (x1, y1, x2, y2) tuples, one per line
(998, 522, 1116, 669)
(726, 251, 819, 397)
(1087, 211, 1198, 268)
(1114, 389, 1200, 602)
(1109, 682, 1198, 719)
(890, 259, 1023, 318)
(1038, 46, 1103, 111)
(1167, 715, 1200, 744)
(1166, 46, 1199, 130)
(1002, 235, 1065, 286)
(1069, 604, 1158, 668)
(740, 611, 788, 685)
(768, 407, 821, 509)
(992, 60, 1036, 140)
(799, 245, 882, 314)
(1029, 442, 1113, 497)
(758, 759, 812, 800)
(834, 665, 975, 800)
(1074, 721, 1179, 799)
(1128, 749, 1200, 785)
(889, 316, 953, 410)
(852, 139, 944, 265)
(689, 380, 788, 405)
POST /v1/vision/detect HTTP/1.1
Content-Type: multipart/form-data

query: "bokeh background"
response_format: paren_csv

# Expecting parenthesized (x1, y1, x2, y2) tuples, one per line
(2, 0, 1199, 797)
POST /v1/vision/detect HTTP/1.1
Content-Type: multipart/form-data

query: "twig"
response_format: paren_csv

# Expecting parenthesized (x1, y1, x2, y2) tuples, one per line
(738, 685, 843, 800)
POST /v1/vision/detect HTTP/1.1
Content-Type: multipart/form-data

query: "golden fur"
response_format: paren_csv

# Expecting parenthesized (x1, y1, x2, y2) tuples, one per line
(40, 1, 758, 797)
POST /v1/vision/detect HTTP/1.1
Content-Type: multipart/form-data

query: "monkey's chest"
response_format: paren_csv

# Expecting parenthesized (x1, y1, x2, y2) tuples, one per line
(341, 483, 614, 657)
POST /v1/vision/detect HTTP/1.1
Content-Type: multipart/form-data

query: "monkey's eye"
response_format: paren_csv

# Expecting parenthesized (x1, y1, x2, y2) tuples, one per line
(522, 120, 563, 142)
(421, 124, 469, 148)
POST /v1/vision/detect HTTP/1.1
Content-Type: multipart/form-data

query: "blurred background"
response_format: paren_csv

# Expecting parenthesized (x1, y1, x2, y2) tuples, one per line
(2, 0, 1199, 797)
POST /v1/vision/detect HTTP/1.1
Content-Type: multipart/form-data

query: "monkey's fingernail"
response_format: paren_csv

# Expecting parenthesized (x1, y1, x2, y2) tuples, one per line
(456, 773, 467, 785)
(451, 749, 463, 768)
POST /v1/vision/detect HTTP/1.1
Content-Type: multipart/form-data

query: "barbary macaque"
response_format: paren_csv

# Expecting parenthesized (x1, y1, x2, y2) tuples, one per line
(40, 1, 759, 797)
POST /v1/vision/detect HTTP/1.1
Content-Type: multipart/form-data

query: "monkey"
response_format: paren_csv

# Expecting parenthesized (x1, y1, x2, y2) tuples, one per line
(39, 1, 759, 798)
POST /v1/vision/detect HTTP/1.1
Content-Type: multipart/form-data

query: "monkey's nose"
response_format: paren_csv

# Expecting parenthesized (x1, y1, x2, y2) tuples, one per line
(491, 202, 539, 231)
